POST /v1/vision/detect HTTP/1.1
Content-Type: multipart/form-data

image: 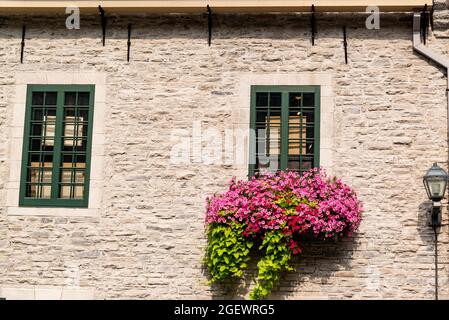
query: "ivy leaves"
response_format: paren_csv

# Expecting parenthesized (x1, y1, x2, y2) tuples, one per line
(205, 224, 293, 300)
(250, 230, 293, 300)
(205, 223, 252, 282)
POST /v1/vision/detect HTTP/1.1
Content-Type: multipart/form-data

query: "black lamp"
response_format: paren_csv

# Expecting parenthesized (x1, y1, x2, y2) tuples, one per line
(423, 163, 448, 226)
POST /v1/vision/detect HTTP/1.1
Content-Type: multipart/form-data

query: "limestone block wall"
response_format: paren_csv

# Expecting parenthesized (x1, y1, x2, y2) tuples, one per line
(0, 11, 448, 299)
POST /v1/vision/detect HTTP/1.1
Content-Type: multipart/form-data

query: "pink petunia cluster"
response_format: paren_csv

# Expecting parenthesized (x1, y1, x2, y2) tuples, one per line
(205, 169, 363, 255)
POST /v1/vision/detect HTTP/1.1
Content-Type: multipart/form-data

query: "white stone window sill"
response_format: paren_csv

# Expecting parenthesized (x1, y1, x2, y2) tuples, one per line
(7, 207, 99, 217)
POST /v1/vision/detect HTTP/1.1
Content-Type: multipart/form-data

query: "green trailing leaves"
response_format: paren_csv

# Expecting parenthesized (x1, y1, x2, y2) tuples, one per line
(205, 223, 252, 282)
(249, 230, 293, 300)
(205, 224, 293, 300)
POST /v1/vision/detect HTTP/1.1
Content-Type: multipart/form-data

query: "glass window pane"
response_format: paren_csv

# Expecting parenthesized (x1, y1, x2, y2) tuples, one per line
(303, 93, 315, 107)
(288, 115, 307, 155)
(289, 92, 302, 107)
(26, 156, 52, 199)
(28, 168, 40, 184)
(42, 169, 53, 183)
(30, 122, 43, 136)
(41, 185, 52, 198)
(45, 92, 57, 106)
(32, 108, 44, 121)
(269, 93, 282, 107)
(65, 92, 76, 106)
(43, 116, 56, 139)
(288, 160, 300, 171)
(266, 114, 281, 155)
(74, 155, 86, 167)
(75, 171, 85, 184)
(78, 92, 90, 106)
(63, 117, 84, 140)
(78, 108, 89, 123)
(60, 169, 72, 183)
(32, 92, 44, 106)
(61, 154, 73, 165)
(59, 186, 71, 199)
(64, 107, 76, 118)
(300, 160, 313, 172)
(27, 184, 38, 198)
(256, 93, 268, 107)
(73, 186, 84, 199)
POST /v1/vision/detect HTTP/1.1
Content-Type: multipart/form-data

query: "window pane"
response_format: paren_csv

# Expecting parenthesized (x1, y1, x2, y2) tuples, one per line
(45, 92, 57, 106)
(303, 93, 315, 107)
(59, 186, 71, 199)
(288, 159, 300, 171)
(59, 143, 87, 200)
(256, 93, 268, 107)
(78, 92, 90, 106)
(32, 92, 44, 105)
(289, 92, 302, 107)
(269, 93, 282, 107)
(288, 115, 307, 155)
(266, 114, 281, 155)
(65, 92, 76, 106)
(26, 91, 58, 199)
(73, 186, 84, 199)
(78, 108, 89, 123)
(26, 159, 52, 198)
(32, 108, 44, 120)
(287, 92, 316, 172)
(59, 92, 90, 199)
(26, 184, 51, 199)
(254, 91, 283, 174)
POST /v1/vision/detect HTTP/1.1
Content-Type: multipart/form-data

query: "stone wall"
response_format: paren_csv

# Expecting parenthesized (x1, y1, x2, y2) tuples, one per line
(0, 10, 448, 299)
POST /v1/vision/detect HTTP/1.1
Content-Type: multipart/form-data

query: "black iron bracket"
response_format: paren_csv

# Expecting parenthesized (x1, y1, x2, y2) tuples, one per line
(127, 24, 132, 62)
(20, 25, 26, 64)
(343, 26, 348, 64)
(428, 202, 442, 227)
(207, 5, 212, 46)
(430, 0, 435, 31)
(421, 4, 429, 45)
(311, 5, 316, 46)
(98, 5, 107, 46)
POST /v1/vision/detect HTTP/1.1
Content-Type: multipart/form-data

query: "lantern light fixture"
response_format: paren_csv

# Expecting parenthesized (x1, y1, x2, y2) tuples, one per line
(423, 163, 448, 226)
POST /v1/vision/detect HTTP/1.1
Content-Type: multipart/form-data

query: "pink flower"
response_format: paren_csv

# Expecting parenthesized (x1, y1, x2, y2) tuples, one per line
(205, 168, 363, 253)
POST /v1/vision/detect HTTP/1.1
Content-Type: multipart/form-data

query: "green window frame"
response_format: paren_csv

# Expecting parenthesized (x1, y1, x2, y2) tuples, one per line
(249, 85, 320, 177)
(19, 84, 95, 208)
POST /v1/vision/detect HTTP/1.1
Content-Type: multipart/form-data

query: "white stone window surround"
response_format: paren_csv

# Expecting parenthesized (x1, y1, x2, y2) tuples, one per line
(7, 72, 106, 217)
(237, 72, 335, 173)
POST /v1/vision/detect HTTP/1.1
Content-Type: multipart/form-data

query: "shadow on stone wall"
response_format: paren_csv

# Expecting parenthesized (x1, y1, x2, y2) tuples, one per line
(417, 200, 447, 251)
(0, 13, 413, 41)
(417, 200, 443, 242)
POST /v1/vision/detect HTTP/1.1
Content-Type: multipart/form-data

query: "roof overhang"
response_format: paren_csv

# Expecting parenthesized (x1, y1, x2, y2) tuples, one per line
(0, 1, 433, 14)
